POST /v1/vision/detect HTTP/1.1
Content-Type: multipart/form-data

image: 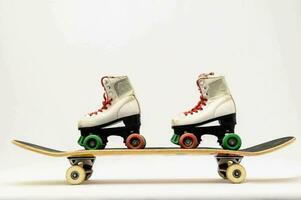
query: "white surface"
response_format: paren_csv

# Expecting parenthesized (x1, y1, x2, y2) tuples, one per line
(0, 0, 301, 199)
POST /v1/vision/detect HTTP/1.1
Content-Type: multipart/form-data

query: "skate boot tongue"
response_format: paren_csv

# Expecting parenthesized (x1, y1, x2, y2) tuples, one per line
(88, 76, 113, 116)
(183, 80, 207, 116)
(183, 72, 215, 116)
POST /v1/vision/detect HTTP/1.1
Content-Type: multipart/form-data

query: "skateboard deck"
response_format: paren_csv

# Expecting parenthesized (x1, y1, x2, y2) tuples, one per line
(12, 136, 295, 185)
(12, 136, 295, 157)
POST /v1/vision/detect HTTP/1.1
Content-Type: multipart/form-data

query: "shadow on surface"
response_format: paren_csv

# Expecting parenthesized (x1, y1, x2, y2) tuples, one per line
(9, 176, 301, 186)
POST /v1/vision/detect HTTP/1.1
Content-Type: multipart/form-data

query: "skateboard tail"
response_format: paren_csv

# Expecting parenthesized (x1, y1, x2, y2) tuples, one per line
(12, 140, 66, 157)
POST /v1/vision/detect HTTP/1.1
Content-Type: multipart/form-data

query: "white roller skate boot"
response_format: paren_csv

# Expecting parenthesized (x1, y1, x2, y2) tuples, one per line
(171, 72, 241, 150)
(78, 76, 146, 150)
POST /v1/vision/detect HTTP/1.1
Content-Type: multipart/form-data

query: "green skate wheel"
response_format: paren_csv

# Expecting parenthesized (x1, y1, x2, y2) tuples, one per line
(83, 134, 103, 150)
(222, 133, 241, 150)
(77, 135, 85, 146)
(170, 134, 180, 145)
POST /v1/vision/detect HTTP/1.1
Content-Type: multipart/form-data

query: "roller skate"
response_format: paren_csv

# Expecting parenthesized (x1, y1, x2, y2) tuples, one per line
(171, 72, 241, 150)
(77, 76, 146, 150)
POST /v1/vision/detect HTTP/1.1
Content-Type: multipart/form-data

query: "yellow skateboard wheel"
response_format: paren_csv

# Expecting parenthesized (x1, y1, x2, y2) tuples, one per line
(226, 164, 246, 183)
(66, 165, 86, 185)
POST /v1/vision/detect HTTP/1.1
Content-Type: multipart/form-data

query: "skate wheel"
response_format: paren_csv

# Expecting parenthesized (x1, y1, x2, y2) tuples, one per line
(226, 164, 246, 184)
(83, 134, 103, 150)
(125, 134, 146, 149)
(179, 133, 199, 149)
(222, 133, 241, 150)
(66, 165, 86, 185)
(217, 168, 227, 179)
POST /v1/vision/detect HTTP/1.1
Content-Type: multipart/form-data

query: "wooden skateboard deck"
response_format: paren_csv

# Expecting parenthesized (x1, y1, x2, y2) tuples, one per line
(12, 136, 295, 185)
(12, 136, 295, 157)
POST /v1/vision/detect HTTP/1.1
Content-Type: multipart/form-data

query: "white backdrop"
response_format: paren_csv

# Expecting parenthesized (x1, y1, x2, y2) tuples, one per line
(0, 0, 301, 199)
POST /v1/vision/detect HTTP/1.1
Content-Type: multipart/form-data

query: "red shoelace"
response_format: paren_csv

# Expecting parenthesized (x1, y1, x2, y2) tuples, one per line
(184, 79, 208, 116)
(88, 93, 112, 116)
(89, 77, 113, 116)
(184, 96, 207, 115)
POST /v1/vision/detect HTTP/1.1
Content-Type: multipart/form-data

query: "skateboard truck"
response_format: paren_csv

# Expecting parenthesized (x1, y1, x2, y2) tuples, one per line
(67, 156, 96, 184)
(215, 154, 245, 183)
(64, 154, 247, 185)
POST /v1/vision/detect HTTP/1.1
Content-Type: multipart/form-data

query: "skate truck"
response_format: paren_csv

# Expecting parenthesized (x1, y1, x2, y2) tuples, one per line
(77, 76, 146, 150)
(171, 72, 241, 150)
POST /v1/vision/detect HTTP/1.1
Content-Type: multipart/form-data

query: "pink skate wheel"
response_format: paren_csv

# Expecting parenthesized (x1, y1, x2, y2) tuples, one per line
(179, 133, 199, 149)
(125, 134, 146, 149)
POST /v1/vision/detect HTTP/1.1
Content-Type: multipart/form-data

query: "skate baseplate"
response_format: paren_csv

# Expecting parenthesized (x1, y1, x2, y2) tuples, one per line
(12, 136, 295, 184)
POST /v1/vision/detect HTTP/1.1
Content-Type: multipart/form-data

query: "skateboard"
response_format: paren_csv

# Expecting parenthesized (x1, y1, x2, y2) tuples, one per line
(12, 136, 295, 184)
